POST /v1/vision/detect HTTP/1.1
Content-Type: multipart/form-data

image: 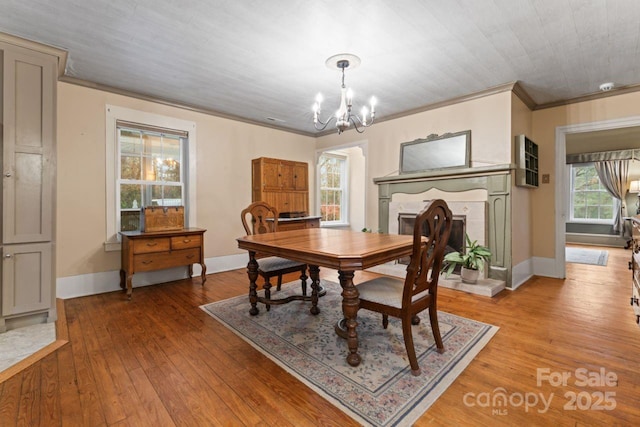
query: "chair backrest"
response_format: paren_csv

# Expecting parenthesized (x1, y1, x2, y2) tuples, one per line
(241, 201, 280, 235)
(403, 199, 453, 305)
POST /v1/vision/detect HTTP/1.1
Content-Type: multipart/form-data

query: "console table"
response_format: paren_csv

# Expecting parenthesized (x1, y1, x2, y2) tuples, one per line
(119, 228, 207, 299)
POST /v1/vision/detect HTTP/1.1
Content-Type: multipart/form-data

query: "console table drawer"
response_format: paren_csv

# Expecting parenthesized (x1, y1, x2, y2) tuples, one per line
(134, 248, 201, 272)
(133, 238, 171, 254)
(171, 235, 202, 250)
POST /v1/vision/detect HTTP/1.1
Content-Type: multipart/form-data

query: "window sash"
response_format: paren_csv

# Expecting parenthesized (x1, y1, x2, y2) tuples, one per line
(569, 164, 615, 224)
(116, 125, 187, 232)
(319, 154, 347, 224)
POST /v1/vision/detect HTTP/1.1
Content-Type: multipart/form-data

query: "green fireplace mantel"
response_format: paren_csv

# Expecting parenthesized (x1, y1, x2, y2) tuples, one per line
(374, 164, 514, 287)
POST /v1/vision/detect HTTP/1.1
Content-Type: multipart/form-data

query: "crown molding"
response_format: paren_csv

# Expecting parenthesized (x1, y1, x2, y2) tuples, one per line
(0, 31, 68, 78)
(59, 75, 315, 137)
(511, 81, 537, 110)
(314, 82, 521, 137)
(534, 83, 640, 110)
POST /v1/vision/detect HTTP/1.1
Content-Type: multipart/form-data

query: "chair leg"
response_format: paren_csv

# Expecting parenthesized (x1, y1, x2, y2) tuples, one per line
(382, 314, 389, 329)
(276, 274, 283, 291)
(300, 267, 308, 296)
(401, 315, 420, 376)
(429, 306, 444, 353)
(264, 278, 272, 311)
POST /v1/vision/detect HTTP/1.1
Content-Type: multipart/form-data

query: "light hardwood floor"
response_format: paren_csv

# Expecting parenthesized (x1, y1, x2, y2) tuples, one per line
(1, 245, 639, 426)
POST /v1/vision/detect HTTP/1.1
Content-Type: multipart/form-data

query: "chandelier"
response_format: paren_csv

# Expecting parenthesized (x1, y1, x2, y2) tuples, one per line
(312, 54, 376, 134)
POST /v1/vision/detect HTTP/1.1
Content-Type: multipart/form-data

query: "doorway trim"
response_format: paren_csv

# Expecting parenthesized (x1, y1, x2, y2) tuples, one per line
(555, 115, 640, 278)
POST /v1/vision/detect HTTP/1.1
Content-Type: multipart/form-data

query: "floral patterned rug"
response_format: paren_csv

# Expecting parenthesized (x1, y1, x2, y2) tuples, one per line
(201, 280, 498, 426)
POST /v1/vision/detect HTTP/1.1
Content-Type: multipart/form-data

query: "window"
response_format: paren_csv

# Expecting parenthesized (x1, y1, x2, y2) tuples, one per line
(570, 163, 615, 223)
(319, 153, 348, 225)
(105, 105, 196, 251)
(117, 124, 186, 231)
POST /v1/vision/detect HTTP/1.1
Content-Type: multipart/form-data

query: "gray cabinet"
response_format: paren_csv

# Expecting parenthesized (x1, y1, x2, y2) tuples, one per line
(0, 40, 57, 332)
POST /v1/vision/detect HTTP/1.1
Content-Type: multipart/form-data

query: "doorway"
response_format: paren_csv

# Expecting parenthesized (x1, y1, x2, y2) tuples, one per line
(555, 116, 640, 278)
(315, 141, 368, 231)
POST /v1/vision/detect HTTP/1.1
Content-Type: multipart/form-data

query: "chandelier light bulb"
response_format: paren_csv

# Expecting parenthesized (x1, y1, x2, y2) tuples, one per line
(315, 93, 324, 104)
(361, 106, 369, 125)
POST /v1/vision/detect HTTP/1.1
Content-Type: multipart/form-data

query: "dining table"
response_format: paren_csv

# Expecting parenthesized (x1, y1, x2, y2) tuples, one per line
(237, 228, 415, 367)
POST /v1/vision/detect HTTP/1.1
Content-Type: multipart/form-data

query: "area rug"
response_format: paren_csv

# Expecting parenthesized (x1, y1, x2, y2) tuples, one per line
(566, 247, 609, 266)
(200, 280, 498, 426)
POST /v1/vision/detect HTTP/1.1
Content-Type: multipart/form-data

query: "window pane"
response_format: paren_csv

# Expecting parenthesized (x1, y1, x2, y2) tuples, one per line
(120, 130, 142, 154)
(157, 158, 181, 183)
(120, 211, 140, 231)
(570, 164, 615, 222)
(142, 134, 163, 156)
(121, 155, 141, 180)
(586, 206, 599, 219)
(120, 184, 141, 209)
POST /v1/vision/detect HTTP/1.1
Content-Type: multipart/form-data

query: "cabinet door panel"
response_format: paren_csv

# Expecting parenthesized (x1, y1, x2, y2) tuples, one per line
(2, 243, 52, 315)
(2, 47, 55, 243)
(279, 161, 295, 190)
(262, 159, 280, 191)
(293, 163, 308, 191)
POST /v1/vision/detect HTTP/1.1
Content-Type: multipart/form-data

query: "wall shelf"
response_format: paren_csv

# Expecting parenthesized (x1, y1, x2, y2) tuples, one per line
(515, 135, 539, 188)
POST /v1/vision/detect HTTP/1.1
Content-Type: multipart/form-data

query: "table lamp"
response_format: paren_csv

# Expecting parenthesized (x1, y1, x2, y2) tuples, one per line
(630, 180, 640, 214)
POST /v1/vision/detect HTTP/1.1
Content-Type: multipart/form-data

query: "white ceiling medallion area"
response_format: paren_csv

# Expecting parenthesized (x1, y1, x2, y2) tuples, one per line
(312, 54, 377, 135)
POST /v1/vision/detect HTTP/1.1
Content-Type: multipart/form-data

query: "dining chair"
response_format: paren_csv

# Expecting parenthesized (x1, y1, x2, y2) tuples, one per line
(356, 199, 453, 375)
(241, 201, 308, 310)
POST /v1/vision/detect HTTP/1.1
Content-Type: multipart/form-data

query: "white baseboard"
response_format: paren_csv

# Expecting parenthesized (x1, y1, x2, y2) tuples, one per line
(56, 253, 248, 299)
(511, 258, 534, 290)
(533, 256, 564, 279)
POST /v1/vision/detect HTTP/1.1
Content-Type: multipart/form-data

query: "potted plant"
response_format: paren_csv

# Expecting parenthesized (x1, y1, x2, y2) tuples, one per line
(442, 234, 492, 284)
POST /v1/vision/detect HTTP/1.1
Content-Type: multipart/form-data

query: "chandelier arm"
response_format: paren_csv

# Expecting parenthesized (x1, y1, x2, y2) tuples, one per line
(350, 114, 374, 128)
(349, 117, 365, 133)
(314, 116, 335, 131)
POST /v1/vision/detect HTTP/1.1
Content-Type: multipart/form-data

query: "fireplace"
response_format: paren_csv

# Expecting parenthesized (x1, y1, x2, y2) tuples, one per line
(397, 213, 466, 271)
(374, 164, 512, 287)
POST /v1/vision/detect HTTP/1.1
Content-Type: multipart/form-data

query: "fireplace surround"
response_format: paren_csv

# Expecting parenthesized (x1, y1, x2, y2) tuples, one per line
(374, 164, 514, 288)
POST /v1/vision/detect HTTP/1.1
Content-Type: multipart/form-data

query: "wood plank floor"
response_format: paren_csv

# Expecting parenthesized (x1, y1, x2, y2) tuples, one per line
(1, 244, 639, 426)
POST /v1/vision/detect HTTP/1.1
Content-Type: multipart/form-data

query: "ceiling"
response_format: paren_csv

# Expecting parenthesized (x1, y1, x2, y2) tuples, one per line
(1, 0, 640, 136)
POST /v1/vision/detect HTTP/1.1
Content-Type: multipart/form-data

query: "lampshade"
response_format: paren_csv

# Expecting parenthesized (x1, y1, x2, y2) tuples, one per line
(630, 180, 640, 193)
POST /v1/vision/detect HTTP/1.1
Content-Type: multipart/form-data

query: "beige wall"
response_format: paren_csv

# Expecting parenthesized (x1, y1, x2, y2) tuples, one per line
(57, 79, 640, 280)
(531, 91, 640, 258)
(57, 82, 315, 278)
(510, 93, 534, 266)
(316, 91, 512, 232)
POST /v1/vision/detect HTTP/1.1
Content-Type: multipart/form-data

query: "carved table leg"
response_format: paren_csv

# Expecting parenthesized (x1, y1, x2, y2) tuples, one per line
(119, 269, 126, 289)
(200, 262, 207, 284)
(338, 270, 361, 367)
(247, 251, 260, 316)
(308, 265, 321, 315)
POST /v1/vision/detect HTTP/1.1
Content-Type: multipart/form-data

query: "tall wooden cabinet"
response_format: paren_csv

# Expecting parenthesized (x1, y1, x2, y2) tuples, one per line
(0, 40, 57, 332)
(252, 157, 309, 216)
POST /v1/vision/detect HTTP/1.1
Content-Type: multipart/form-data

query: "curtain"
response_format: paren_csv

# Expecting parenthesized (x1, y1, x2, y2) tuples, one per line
(594, 160, 629, 235)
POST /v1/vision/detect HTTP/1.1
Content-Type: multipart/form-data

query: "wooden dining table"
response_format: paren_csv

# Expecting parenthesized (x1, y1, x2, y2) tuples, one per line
(237, 228, 415, 367)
